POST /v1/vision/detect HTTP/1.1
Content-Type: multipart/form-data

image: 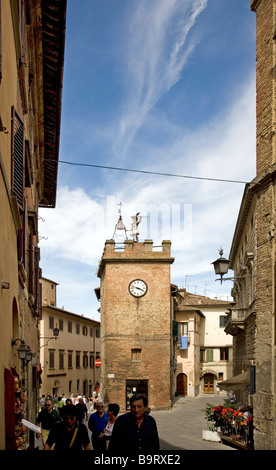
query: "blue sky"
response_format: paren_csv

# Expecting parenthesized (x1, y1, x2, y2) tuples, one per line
(39, 0, 256, 321)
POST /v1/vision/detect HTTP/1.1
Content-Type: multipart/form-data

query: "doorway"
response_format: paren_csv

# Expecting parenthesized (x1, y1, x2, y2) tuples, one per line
(83, 379, 88, 397)
(125, 379, 148, 410)
(176, 373, 188, 395)
(203, 374, 215, 393)
(52, 380, 61, 397)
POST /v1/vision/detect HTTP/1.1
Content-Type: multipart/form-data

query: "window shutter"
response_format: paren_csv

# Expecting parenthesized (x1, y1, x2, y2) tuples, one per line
(18, 197, 28, 266)
(206, 349, 214, 362)
(11, 107, 24, 209)
(29, 238, 35, 295)
(172, 321, 178, 336)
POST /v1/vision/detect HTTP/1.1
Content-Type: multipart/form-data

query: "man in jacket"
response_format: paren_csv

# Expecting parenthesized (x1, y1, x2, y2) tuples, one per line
(109, 393, 160, 454)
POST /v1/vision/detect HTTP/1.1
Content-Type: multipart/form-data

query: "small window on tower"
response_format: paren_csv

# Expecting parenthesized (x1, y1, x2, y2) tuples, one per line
(131, 348, 142, 362)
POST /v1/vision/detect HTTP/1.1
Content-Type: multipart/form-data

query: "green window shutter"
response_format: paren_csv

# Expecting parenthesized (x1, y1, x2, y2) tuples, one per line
(206, 349, 214, 362)
(172, 321, 178, 337)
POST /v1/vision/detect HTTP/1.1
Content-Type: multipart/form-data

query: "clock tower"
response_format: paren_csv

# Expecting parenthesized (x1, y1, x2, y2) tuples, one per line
(97, 234, 174, 411)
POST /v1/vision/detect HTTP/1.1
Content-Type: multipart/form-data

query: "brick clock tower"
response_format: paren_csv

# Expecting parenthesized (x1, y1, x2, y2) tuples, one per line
(97, 232, 174, 411)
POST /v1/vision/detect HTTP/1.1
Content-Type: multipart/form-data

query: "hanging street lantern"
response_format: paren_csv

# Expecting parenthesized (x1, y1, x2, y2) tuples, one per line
(212, 248, 230, 284)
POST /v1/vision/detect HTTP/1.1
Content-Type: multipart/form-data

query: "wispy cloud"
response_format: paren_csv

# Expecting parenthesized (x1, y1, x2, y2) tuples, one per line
(39, 68, 255, 318)
(116, 0, 208, 156)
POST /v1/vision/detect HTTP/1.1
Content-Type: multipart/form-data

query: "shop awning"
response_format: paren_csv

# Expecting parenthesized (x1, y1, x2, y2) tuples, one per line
(217, 370, 250, 391)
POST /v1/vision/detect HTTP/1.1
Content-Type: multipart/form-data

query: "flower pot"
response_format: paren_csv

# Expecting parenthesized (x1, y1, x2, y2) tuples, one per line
(202, 430, 221, 442)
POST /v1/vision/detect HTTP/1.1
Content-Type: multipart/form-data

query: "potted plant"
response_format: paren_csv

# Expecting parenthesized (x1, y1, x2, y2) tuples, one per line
(202, 404, 221, 442)
(234, 411, 245, 425)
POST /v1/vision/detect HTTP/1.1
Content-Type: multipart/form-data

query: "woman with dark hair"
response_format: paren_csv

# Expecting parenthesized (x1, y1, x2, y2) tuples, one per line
(99, 403, 120, 449)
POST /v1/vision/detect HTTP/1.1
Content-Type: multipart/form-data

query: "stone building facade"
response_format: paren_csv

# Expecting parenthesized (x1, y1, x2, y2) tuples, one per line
(40, 278, 101, 400)
(0, 0, 66, 450)
(222, 0, 276, 450)
(97, 239, 174, 411)
(173, 289, 233, 397)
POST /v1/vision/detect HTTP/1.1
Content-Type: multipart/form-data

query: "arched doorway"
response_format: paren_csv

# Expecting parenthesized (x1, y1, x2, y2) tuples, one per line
(52, 380, 61, 397)
(176, 373, 188, 396)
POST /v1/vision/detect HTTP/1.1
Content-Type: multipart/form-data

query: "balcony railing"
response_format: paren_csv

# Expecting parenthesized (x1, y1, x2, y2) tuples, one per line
(225, 309, 247, 335)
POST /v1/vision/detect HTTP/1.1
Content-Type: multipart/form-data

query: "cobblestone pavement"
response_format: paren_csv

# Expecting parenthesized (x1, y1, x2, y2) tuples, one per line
(150, 393, 236, 451)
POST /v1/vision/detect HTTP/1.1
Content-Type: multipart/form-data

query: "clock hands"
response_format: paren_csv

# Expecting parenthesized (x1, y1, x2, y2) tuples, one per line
(129, 279, 147, 297)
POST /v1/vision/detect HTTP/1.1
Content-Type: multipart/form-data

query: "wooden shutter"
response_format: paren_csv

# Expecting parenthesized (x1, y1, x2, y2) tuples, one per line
(11, 107, 24, 209)
(18, 197, 28, 266)
(33, 247, 41, 318)
(206, 349, 214, 362)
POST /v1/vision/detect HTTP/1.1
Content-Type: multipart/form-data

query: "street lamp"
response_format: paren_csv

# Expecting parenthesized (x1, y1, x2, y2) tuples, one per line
(211, 248, 230, 284)
(40, 326, 60, 348)
(12, 339, 33, 363)
(212, 248, 255, 290)
(53, 327, 59, 337)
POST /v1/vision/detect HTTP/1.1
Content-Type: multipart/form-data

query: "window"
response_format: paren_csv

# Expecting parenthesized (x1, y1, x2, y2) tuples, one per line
(201, 349, 214, 362)
(59, 350, 64, 369)
(220, 347, 229, 361)
(76, 351, 80, 368)
(90, 328, 94, 337)
(131, 349, 142, 361)
(49, 316, 54, 329)
(83, 326, 88, 336)
(68, 321, 72, 333)
(59, 319, 63, 331)
(219, 316, 227, 327)
(68, 351, 73, 369)
(83, 352, 88, 368)
(90, 354, 94, 368)
(178, 322, 188, 336)
(96, 328, 100, 338)
(178, 322, 188, 350)
(76, 323, 80, 334)
(49, 350, 55, 369)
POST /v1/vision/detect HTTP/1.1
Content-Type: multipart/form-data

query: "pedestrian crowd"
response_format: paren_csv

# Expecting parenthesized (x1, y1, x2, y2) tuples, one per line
(36, 392, 159, 452)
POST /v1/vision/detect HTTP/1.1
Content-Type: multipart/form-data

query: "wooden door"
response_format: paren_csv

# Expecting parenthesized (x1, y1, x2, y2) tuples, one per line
(203, 374, 215, 393)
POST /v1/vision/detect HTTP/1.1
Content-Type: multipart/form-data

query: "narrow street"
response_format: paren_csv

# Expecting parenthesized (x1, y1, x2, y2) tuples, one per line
(34, 394, 235, 451)
(150, 394, 236, 451)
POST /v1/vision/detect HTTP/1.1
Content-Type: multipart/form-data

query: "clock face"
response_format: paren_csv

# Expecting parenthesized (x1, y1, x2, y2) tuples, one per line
(129, 279, 148, 298)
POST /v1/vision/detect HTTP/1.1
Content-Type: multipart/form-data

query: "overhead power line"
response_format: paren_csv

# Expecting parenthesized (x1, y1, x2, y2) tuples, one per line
(45, 159, 249, 185)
